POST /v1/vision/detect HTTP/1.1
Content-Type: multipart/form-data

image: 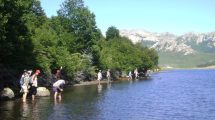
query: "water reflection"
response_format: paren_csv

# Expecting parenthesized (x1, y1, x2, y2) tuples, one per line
(107, 82, 112, 89)
(1, 101, 16, 119)
(22, 101, 30, 119)
(48, 100, 71, 120)
(31, 100, 40, 120)
(97, 84, 103, 93)
(20, 100, 42, 120)
(3, 70, 215, 120)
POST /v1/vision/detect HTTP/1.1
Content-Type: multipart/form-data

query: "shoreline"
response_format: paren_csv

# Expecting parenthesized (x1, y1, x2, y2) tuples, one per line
(73, 77, 131, 87)
(73, 80, 113, 87)
(72, 76, 149, 87)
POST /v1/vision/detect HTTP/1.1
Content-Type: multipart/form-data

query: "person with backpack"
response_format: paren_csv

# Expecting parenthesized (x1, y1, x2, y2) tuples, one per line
(21, 71, 31, 102)
(19, 69, 27, 88)
(29, 69, 40, 101)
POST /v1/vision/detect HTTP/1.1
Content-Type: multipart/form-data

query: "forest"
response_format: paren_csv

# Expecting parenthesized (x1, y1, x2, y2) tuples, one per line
(0, 0, 158, 87)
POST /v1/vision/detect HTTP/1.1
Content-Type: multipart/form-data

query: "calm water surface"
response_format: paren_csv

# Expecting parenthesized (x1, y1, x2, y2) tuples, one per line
(1, 69, 215, 120)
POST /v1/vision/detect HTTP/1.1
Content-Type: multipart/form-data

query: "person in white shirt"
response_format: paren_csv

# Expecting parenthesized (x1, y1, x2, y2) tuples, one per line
(134, 68, 138, 79)
(106, 69, 111, 82)
(21, 71, 31, 102)
(53, 79, 65, 100)
(30, 69, 40, 101)
(97, 70, 102, 81)
(128, 71, 132, 80)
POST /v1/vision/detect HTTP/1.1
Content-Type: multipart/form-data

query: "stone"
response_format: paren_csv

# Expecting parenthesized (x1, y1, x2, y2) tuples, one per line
(36, 87, 50, 97)
(0, 87, 15, 99)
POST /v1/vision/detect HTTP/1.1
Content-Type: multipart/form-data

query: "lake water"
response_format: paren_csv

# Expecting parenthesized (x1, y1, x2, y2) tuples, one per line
(1, 69, 215, 120)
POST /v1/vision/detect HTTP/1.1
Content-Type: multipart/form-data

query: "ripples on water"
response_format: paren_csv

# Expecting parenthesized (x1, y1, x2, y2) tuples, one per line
(1, 69, 215, 120)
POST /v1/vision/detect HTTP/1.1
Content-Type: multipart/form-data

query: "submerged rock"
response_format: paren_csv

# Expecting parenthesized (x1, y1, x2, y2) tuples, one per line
(0, 87, 15, 99)
(36, 87, 50, 97)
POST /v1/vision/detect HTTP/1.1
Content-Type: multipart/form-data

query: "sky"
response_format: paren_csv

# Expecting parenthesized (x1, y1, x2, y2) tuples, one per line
(40, 0, 215, 35)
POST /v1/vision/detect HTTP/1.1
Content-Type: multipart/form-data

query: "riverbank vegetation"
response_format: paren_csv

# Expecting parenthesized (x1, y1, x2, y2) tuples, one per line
(0, 0, 158, 88)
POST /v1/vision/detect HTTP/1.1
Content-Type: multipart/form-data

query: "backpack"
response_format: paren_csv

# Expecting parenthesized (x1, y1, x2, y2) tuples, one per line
(19, 76, 24, 86)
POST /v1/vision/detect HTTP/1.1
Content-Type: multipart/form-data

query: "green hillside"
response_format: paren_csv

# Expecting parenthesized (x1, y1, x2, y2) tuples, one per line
(159, 52, 215, 68)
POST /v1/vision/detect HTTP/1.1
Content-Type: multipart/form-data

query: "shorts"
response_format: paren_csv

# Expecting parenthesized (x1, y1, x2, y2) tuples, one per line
(30, 86, 37, 95)
(21, 85, 28, 93)
(53, 87, 61, 93)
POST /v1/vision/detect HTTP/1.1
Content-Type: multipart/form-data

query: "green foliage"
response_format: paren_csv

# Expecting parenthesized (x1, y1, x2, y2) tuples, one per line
(98, 36, 158, 72)
(106, 26, 120, 40)
(57, 0, 101, 53)
(0, 0, 158, 84)
(0, 0, 34, 70)
(135, 43, 159, 68)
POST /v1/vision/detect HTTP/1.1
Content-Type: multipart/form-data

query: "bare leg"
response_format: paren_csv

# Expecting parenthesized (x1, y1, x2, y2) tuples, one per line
(58, 93, 62, 101)
(32, 95, 35, 101)
(108, 77, 110, 82)
(23, 93, 27, 102)
(54, 92, 58, 100)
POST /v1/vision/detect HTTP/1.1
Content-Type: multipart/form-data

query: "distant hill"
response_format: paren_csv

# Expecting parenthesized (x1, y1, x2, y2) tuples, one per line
(120, 29, 215, 68)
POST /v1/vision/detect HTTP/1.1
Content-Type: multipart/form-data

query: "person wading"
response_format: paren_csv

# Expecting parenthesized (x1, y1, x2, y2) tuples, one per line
(30, 70, 40, 101)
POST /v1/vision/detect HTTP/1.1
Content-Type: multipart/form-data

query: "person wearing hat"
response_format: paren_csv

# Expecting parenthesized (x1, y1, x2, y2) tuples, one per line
(29, 69, 40, 101)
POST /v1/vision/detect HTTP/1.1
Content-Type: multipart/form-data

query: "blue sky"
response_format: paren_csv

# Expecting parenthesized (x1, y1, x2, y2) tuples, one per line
(40, 0, 215, 35)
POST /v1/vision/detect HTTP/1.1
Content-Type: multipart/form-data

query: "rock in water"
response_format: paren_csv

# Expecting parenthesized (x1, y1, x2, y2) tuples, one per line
(36, 87, 50, 97)
(0, 88, 15, 99)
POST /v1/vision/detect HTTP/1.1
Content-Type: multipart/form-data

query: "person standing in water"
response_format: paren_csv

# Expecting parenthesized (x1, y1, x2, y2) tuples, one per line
(30, 69, 40, 101)
(53, 79, 65, 100)
(128, 71, 132, 80)
(97, 70, 102, 82)
(134, 68, 139, 79)
(21, 71, 31, 102)
(106, 69, 111, 82)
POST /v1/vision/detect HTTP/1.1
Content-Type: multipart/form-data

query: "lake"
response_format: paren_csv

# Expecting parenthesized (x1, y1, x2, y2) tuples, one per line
(1, 69, 215, 120)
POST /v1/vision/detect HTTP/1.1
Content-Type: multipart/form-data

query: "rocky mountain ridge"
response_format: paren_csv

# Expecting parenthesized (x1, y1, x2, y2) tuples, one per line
(120, 29, 215, 55)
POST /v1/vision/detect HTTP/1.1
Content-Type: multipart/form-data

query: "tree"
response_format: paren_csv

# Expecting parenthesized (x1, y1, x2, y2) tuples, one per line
(106, 26, 120, 40)
(0, 0, 34, 70)
(57, 0, 101, 53)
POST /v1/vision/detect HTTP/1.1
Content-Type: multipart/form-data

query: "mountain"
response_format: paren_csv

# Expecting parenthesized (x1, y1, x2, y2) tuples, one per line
(120, 29, 215, 68)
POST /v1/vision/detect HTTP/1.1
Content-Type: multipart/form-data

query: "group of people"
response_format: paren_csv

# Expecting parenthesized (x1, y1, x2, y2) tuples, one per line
(20, 69, 40, 102)
(128, 68, 139, 80)
(19, 67, 66, 102)
(97, 69, 111, 82)
(97, 68, 139, 81)
(97, 69, 111, 93)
